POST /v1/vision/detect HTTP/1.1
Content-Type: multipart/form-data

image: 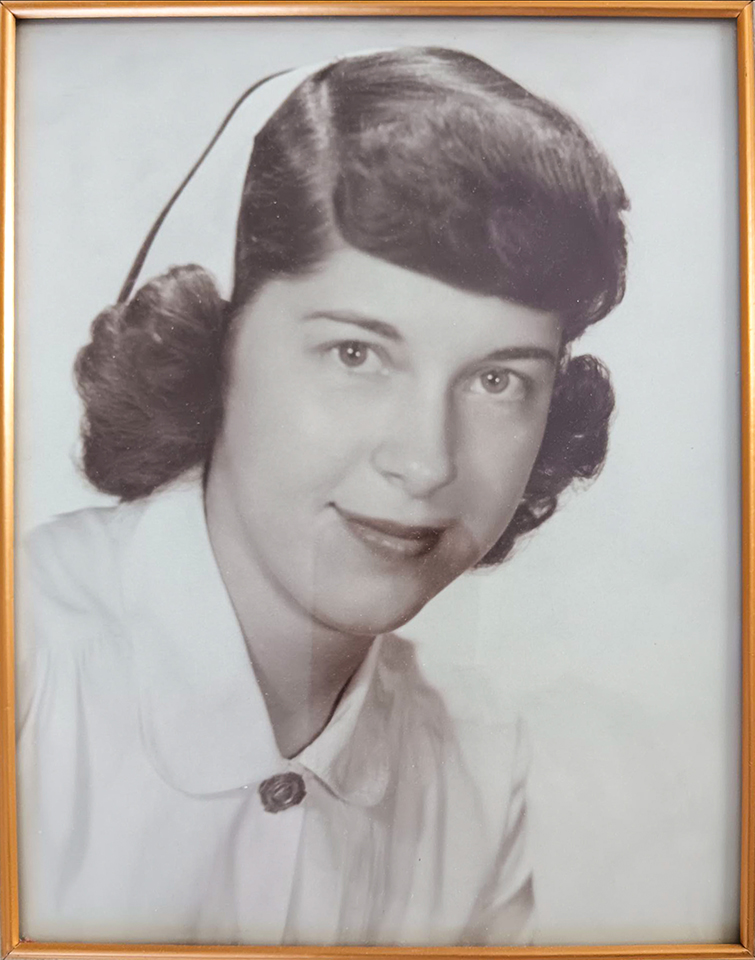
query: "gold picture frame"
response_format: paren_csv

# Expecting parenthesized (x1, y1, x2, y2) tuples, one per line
(1, 1, 753, 958)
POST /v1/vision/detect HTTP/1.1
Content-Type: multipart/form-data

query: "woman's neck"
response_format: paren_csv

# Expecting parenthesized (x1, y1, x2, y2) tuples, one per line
(204, 477, 374, 759)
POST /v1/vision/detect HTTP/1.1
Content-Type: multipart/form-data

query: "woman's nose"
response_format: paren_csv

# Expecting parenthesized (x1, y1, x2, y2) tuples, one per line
(370, 389, 457, 499)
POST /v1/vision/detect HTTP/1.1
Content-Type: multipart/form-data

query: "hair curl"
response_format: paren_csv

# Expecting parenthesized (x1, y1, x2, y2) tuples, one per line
(76, 47, 628, 562)
(75, 265, 226, 500)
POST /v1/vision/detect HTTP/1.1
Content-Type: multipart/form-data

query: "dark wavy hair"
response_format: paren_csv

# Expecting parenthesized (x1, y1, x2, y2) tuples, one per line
(75, 47, 629, 564)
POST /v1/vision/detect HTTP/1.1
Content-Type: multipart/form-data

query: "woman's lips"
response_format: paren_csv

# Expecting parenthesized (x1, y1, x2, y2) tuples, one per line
(334, 506, 447, 559)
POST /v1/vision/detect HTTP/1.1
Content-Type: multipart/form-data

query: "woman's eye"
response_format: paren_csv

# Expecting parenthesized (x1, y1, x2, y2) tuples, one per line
(338, 342, 368, 367)
(332, 341, 383, 373)
(469, 368, 527, 401)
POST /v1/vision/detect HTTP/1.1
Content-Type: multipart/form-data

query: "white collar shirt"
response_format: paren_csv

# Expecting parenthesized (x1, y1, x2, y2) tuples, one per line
(17, 482, 533, 947)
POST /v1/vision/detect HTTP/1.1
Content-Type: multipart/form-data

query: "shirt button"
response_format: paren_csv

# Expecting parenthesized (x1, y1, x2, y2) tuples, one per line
(258, 771, 307, 813)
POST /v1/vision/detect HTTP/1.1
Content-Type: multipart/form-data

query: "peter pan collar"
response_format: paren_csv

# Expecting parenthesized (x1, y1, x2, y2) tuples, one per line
(122, 480, 391, 805)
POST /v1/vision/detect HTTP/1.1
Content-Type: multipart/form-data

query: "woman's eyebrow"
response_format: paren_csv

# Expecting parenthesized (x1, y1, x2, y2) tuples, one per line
(481, 346, 558, 365)
(301, 310, 402, 341)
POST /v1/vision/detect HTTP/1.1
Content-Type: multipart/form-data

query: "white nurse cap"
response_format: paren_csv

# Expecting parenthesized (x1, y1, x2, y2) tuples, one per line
(118, 51, 390, 305)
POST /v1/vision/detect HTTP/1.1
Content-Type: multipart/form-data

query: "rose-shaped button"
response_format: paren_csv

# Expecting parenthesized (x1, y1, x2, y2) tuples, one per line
(258, 772, 307, 813)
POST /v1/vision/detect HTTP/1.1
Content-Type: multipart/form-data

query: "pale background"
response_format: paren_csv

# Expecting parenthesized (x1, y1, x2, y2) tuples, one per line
(14, 14, 742, 946)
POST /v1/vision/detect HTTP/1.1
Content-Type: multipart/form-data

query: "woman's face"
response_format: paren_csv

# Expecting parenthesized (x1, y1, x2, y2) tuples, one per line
(207, 247, 561, 636)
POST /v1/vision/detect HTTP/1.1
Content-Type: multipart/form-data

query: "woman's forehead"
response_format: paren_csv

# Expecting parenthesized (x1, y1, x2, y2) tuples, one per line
(244, 247, 562, 358)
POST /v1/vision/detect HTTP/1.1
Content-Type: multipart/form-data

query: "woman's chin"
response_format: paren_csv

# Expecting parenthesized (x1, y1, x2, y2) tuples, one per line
(309, 589, 435, 638)
(298, 549, 467, 636)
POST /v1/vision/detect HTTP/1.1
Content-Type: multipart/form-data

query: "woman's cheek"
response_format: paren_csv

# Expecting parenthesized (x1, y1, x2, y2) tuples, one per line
(306, 375, 388, 434)
(282, 382, 386, 481)
(462, 418, 543, 514)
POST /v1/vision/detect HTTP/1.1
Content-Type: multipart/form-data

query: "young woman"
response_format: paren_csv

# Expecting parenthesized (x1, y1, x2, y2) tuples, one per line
(17, 47, 627, 946)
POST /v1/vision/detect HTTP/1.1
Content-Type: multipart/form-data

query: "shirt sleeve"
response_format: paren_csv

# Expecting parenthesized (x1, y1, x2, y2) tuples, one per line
(15, 507, 136, 939)
(459, 718, 535, 945)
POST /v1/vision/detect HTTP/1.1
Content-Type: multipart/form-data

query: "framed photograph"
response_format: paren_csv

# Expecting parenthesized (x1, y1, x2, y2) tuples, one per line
(1, 1, 753, 958)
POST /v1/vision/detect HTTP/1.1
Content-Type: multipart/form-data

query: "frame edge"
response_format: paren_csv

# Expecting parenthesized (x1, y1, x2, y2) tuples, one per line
(0, 1, 750, 21)
(4, 944, 755, 960)
(740, 1, 755, 956)
(0, 3, 18, 959)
